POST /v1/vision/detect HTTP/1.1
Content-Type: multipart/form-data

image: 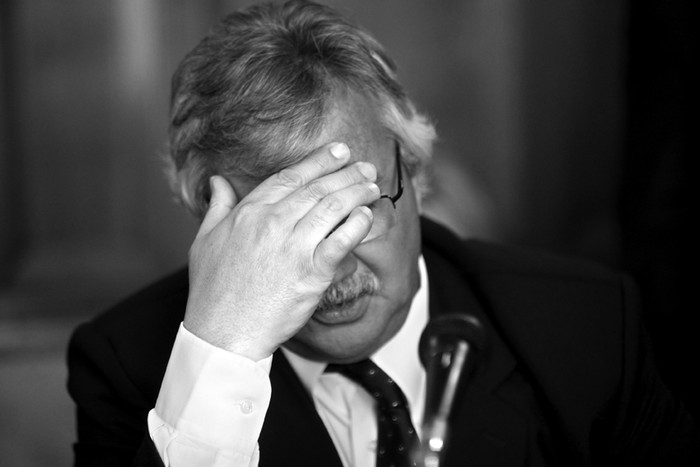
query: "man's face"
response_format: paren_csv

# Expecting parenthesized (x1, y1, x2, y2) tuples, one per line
(283, 90, 423, 363)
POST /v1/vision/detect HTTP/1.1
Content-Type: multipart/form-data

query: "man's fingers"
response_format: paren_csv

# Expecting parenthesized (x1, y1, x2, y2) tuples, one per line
(296, 180, 380, 240)
(297, 160, 376, 203)
(251, 142, 352, 201)
(313, 206, 374, 274)
(277, 160, 376, 220)
(197, 175, 237, 237)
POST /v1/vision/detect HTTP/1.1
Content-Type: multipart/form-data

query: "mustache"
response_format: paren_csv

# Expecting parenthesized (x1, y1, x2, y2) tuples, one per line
(316, 271, 378, 312)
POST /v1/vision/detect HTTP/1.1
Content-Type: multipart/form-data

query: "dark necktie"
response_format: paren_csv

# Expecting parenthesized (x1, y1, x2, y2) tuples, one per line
(326, 359, 420, 467)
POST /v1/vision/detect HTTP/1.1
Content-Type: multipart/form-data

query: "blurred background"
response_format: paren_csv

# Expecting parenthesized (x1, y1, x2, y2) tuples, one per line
(0, 0, 696, 465)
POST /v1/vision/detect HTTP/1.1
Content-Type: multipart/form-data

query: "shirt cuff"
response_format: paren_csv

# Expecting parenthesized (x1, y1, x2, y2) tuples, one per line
(154, 323, 272, 452)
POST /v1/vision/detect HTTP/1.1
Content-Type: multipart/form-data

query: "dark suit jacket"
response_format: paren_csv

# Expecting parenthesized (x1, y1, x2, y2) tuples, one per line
(67, 218, 699, 466)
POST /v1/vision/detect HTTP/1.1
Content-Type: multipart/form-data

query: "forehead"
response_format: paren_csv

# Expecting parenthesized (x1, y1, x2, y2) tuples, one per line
(231, 91, 395, 198)
(315, 90, 394, 167)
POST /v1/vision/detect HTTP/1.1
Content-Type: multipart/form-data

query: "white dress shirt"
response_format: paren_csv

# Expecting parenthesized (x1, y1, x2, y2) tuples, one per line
(148, 257, 429, 467)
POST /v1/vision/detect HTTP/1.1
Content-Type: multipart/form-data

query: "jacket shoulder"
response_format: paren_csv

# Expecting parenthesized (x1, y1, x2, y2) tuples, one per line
(90, 266, 189, 331)
(69, 267, 189, 403)
(421, 216, 619, 284)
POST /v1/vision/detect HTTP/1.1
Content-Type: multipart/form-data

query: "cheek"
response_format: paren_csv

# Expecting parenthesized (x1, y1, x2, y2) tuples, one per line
(395, 179, 422, 258)
(354, 214, 421, 290)
(353, 176, 422, 291)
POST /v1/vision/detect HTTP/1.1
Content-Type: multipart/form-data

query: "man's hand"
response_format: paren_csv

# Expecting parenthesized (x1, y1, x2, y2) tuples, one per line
(184, 143, 380, 360)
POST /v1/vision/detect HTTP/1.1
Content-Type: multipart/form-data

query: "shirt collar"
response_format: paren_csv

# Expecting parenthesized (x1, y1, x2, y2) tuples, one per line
(283, 256, 429, 414)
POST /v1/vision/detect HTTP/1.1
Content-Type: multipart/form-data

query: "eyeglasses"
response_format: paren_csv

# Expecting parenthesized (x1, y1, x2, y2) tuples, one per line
(354, 140, 404, 243)
(329, 140, 404, 242)
(377, 140, 404, 209)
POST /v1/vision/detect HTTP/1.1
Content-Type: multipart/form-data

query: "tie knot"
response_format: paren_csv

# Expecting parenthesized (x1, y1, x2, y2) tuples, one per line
(326, 359, 408, 410)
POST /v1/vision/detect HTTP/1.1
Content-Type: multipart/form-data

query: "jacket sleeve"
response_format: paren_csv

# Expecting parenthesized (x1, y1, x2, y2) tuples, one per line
(67, 322, 164, 467)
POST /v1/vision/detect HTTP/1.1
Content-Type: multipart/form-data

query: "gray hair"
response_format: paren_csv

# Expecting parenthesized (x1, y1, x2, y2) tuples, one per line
(166, 0, 436, 218)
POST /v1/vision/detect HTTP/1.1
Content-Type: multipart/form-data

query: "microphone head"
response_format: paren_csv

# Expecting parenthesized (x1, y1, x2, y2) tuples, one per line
(417, 314, 486, 465)
(418, 313, 485, 370)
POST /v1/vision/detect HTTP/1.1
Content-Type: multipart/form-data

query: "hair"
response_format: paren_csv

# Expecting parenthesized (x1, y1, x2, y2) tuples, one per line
(166, 0, 436, 218)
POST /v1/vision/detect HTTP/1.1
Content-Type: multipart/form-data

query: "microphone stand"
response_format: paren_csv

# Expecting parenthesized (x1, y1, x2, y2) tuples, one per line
(420, 340, 469, 467)
(415, 314, 484, 467)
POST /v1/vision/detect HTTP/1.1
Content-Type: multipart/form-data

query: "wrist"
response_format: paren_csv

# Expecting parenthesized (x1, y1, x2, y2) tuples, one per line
(182, 318, 276, 361)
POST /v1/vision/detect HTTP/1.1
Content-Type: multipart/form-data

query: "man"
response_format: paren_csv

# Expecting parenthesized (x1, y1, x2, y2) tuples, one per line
(67, 1, 699, 466)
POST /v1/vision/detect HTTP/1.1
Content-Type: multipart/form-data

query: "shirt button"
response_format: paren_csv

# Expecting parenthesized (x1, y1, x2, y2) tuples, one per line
(240, 399, 253, 414)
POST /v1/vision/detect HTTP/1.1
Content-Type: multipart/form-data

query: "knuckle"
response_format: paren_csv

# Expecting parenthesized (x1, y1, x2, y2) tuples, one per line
(321, 194, 344, 213)
(332, 230, 354, 250)
(234, 202, 256, 218)
(316, 243, 339, 268)
(259, 209, 286, 234)
(235, 202, 284, 239)
(315, 249, 333, 269)
(305, 180, 327, 200)
(307, 212, 329, 230)
(311, 154, 332, 171)
(275, 168, 304, 188)
(233, 202, 264, 226)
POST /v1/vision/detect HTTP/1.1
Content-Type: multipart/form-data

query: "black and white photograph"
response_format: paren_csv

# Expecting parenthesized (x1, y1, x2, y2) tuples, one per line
(1, 1, 697, 465)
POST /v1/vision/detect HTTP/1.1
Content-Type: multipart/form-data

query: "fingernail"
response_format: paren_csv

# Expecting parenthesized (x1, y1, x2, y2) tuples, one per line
(357, 162, 376, 180)
(367, 182, 380, 194)
(359, 206, 373, 219)
(330, 143, 349, 159)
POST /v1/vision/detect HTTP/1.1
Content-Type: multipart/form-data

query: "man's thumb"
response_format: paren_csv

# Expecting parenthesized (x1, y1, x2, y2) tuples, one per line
(198, 175, 237, 236)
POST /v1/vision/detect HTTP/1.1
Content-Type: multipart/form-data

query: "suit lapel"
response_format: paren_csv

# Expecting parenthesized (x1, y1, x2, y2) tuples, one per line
(259, 352, 343, 467)
(423, 233, 532, 466)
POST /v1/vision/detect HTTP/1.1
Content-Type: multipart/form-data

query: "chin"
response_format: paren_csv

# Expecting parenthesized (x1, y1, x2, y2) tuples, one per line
(287, 334, 381, 364)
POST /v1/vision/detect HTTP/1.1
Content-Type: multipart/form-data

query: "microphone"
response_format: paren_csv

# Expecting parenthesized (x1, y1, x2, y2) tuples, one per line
(417, 313, 485, 467)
